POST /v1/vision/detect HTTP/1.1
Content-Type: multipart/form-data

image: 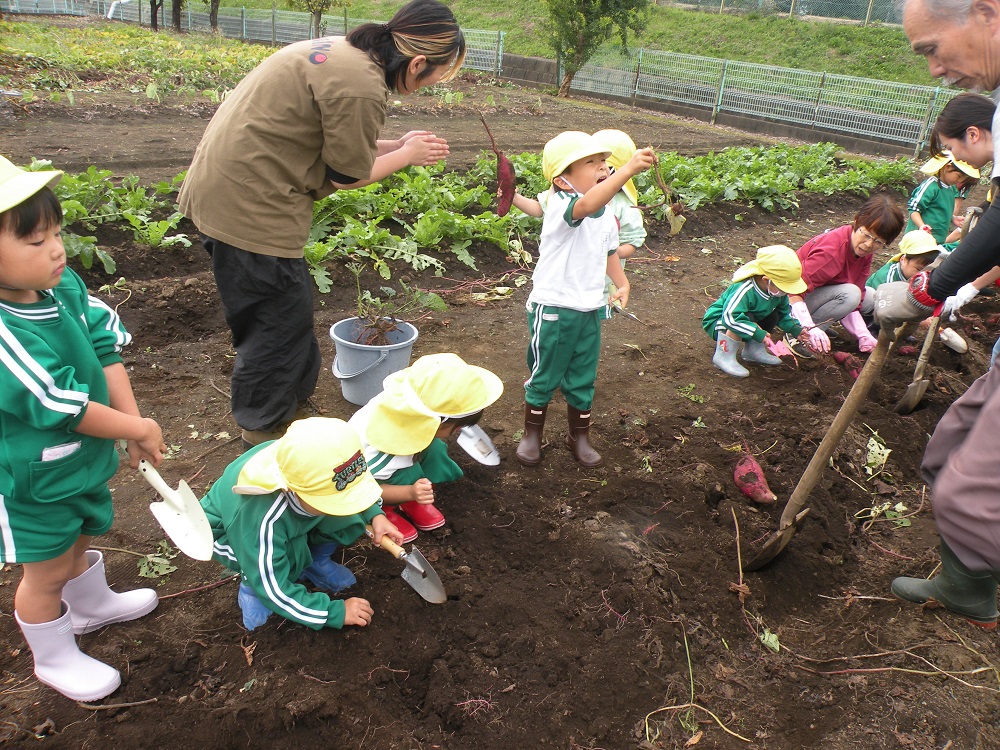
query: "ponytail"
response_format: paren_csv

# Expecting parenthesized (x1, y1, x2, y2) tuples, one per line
(347, 0, 466, 92)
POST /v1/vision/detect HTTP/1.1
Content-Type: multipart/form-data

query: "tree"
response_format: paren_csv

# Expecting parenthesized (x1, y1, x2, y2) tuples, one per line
(287, 0, 350, 39)
(543, 0, 649, 97)
(172, 0, 184, 31)
(206, 0, 222, 32)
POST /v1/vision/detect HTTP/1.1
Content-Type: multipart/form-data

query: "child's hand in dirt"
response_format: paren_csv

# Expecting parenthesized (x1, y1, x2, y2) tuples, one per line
(126, 417, 166, 469)
(610, 282, 630, 310)
(400, 133, 449, 166)
(411, 477, 435, 504)
(343, 597, 375, 627)
(370, 512, 404, 546)
(621, 148, 656, 178)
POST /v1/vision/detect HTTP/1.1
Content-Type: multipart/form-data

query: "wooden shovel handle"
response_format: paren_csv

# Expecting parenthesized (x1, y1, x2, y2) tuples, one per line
(365, 524, 406, 560)
(777, 325, 908, 529)
(911, 316, 940, 383)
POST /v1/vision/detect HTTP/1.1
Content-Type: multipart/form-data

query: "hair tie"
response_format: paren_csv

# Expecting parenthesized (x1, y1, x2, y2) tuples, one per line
(382, 23, 390, 32)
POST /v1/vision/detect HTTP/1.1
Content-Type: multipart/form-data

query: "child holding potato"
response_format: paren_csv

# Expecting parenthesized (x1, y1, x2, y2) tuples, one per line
(515, 131, 655, 468)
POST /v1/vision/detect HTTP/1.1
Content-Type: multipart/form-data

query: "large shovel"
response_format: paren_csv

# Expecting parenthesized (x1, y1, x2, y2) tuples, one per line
(743, 326, 906, 572)
(139, 460, 215, 561)
(894, 315, 940, 414)
(367, 526, 446, 604)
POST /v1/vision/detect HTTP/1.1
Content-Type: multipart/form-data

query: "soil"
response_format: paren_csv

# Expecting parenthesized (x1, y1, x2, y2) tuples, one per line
(3, 65, 1000, 750)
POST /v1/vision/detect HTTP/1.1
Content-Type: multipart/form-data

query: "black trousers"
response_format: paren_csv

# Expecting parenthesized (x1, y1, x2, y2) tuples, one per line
(204, 237, 321, 432)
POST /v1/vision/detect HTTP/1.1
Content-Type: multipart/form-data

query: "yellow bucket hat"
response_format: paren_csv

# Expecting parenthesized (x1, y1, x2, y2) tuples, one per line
(920, 150, 979, 179)
(542, 131, 612, 184)
(364, 353, 504, 455)
(890, 229, 940, 262)
(233, 418, 382, 516)
(593, 129, 638, 206)
(0, 156, 62, 214)
(732, 245, 807, 295)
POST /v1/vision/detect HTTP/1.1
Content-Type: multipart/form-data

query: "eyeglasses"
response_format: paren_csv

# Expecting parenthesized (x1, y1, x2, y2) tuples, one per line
(857, 228, 888, 249)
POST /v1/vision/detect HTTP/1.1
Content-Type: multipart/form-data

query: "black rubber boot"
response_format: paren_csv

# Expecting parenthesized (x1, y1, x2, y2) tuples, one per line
(516, 403, 547, 467)
(566, 405, 603, 468)
(891, 538, 999, 629)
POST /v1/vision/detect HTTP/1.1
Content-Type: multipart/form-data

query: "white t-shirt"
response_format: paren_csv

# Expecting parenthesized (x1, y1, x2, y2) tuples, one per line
(527, 189, 619, 312)
(992, 87, 1000, 180)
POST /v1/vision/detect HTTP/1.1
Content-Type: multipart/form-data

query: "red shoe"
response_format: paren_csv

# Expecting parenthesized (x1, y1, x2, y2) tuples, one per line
(399, 501, 446, 531)
(382, 507, 418, 543)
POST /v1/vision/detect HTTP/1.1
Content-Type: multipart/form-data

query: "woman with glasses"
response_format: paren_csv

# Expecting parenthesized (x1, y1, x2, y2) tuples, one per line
(783, 193, 905, 357)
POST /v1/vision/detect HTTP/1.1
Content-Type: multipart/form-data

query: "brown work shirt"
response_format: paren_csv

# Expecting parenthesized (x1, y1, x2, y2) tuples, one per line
(179, 37, 389, 258)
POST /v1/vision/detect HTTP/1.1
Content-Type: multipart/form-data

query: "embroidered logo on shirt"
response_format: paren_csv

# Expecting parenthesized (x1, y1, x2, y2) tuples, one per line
(333, 450, 368, 491)
(309, 39, 332, 65)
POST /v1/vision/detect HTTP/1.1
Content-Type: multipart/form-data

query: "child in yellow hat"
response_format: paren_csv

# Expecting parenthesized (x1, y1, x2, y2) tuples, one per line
(348, 353, 503, 541)
(199, 417, 403, 631)
(701, 245, 809, 378)
(515, 131, 656, 468)
(0, 156, 167, 702)
(508, 129, 648, 321)
(905, 151, 979, 244)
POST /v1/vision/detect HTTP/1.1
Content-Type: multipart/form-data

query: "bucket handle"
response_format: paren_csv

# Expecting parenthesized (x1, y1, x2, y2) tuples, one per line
(332, 351, 388, 380)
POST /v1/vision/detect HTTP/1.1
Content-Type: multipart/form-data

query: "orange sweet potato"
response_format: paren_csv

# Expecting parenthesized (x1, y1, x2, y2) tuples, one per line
(734, 453, 777, 505)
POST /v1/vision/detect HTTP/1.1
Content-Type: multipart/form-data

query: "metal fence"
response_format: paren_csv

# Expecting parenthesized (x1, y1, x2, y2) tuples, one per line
(0, 0, 505, 75)
(671, 0, 901, 26)
(574, 47, 955, 154)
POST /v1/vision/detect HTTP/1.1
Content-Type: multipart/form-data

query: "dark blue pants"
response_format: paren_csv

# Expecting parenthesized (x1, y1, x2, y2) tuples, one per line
(204, 237, 321, 432)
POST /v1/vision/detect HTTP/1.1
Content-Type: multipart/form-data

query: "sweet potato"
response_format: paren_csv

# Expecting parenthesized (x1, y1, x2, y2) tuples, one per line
(479, 113, 515, 216)
(896, 345, 918, 357)
(831, 350, 862, 379)
(734, 453, 777, 505)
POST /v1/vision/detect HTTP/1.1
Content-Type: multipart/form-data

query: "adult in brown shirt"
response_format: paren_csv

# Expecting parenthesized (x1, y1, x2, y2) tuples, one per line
(179, 0, 465, 448)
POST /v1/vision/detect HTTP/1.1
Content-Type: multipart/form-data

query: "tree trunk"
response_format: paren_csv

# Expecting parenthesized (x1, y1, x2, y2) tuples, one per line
(558, 71, 574, 97)
(150, 0, 160, 30)
(172, 0, 182, 31)
(312, 9, 323, 38)
(209, 0, 220, 31)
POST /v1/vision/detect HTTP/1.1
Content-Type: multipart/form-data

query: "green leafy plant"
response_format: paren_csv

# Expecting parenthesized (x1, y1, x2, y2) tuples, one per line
(122, 211, 192, 248)
(346, 262, 447, 346)
(137, 541, 179, 579)
(677, 383, 705, 403)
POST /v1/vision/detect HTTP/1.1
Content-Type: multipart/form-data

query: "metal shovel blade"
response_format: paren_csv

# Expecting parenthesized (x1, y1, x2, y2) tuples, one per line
(895, 316, 940, 415)
(139, 460, 215, 561)
(368, 526, 447, 604)
(743, 327, 902, 572)
(457, 424, 500, 466)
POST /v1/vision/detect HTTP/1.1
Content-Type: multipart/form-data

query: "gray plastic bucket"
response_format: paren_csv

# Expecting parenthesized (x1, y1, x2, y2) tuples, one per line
(329, 317, 418, 406)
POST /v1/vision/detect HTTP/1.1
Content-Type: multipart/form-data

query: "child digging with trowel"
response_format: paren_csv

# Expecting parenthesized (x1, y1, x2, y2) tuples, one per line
(199, 417, 403, 631)
(347, 353, 504, 542)
(0, 156, 167, 702)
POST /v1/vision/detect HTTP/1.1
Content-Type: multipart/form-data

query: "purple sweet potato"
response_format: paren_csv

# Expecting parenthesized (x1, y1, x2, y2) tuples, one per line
(734, 453, 777, 505)
(831, 350, 862, 379)
(480, 113, 515, 216)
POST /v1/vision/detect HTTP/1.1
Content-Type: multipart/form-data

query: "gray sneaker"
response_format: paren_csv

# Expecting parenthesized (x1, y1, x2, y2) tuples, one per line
(784, 333, 814, 359)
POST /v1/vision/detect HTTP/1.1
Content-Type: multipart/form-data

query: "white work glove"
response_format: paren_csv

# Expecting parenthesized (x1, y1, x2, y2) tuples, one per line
(941, 282, 980, 321)
(840, 310, 877, 353)
(790, 300, 831, 354)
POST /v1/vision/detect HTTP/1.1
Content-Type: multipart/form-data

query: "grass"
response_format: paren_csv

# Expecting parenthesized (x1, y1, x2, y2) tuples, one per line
(211, 0, 936, 85)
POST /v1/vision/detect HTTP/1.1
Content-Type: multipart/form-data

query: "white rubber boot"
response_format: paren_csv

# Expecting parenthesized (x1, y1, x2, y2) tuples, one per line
(62, 550, 158, 635)
(712, 336, 749, 378)
(15, 603, 121, 702)
(741, 338, 782, 365)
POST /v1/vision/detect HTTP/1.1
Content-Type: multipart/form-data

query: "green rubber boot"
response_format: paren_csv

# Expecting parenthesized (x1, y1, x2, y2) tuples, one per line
(891, 539, 999, 629)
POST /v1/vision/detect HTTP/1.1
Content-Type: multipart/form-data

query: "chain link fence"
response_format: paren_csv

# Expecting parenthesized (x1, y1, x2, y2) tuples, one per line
(573, 47, 956, 155)
(0, 0, 505, 74)
(669, 0, 901, 25)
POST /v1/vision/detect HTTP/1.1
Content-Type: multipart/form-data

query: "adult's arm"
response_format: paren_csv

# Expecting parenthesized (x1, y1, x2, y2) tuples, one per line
(928, 197, 1000, 300)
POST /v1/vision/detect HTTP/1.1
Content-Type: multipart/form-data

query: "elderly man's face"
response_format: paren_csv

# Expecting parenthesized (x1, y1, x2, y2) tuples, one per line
(903, 0, 1000, 92)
